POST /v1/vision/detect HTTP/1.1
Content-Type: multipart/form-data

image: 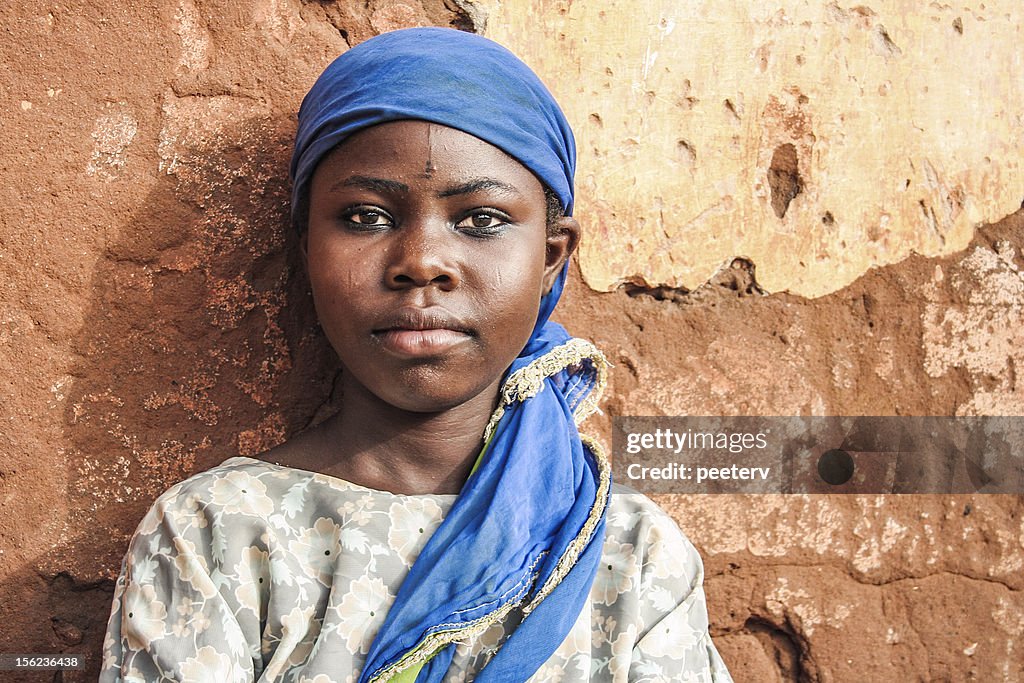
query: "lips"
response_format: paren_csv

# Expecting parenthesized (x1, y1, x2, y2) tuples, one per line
(372, 307, 474, 357)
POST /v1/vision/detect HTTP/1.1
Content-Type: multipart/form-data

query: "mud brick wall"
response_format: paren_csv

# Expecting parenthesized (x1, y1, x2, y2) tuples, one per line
(1, 1, 1021, 681)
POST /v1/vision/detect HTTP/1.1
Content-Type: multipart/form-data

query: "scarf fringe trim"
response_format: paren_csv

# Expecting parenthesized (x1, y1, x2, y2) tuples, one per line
(482, 337, 609, 443)
(522, 432, 609, 616)
(366, 338, 610, 683)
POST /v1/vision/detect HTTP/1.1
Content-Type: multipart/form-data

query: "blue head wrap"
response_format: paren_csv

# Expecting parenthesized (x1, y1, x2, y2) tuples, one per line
(291, 27, 609, 683)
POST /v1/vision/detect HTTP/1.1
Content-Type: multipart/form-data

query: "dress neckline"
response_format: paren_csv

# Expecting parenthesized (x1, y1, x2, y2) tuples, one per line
(221, 455, 461, 501)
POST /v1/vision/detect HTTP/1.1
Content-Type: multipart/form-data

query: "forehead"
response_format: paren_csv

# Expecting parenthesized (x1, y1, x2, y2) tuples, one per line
(311, 120, 545, 197)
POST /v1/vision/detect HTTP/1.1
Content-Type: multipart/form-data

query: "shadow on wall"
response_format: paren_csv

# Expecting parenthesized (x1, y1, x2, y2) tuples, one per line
(16, 114, 339, 681)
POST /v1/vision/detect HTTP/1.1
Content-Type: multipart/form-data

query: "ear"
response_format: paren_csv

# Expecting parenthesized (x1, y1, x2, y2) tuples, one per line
(542, 216, 581, 293)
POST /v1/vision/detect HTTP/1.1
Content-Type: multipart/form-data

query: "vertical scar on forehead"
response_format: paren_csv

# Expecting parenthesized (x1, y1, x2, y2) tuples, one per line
(423, 124, 436, 177)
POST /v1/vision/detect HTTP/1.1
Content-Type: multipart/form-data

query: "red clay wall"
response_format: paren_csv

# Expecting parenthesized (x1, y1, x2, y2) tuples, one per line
(1, 2, 1021, 681)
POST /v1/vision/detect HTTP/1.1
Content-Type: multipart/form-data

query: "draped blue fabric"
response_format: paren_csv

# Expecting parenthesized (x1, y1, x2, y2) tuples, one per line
(290, 28, 606, 682)
(291, 27, 577, 225)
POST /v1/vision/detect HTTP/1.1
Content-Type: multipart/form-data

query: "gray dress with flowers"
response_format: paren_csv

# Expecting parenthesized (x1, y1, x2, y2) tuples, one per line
(100, 457, 732, 682)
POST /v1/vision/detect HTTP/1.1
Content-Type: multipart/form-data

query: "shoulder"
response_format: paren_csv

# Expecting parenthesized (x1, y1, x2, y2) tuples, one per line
(585, 484, 719, 672)
(603, 485, 705, 588)
(131, 457, 300, 538)
(606, 485, 701, 556)
(150, 456, 282, 506)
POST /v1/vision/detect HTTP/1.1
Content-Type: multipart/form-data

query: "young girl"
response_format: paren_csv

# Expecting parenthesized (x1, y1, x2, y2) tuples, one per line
(101, 27, 732, 682)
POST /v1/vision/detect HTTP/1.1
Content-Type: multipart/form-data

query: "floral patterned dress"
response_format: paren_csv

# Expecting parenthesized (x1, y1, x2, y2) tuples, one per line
(101, 457, 732, 682)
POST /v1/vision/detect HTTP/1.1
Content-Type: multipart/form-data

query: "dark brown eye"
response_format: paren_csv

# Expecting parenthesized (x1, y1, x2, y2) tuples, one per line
(455, 211, 509, 235)
(353, 210, 384, 224)
(343, 207, 393, 229)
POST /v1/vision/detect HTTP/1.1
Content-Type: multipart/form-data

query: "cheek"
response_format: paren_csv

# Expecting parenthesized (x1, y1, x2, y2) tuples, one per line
(307, 240, 366, 294)
(472, 241, 541, 289)
(306, 251, 369, 336)
(475, 259, 546, 338)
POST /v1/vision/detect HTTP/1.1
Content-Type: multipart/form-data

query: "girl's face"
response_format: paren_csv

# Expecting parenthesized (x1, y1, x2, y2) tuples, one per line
(305, 120, 578, 413)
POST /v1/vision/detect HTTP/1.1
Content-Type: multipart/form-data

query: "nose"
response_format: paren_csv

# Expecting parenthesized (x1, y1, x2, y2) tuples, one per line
(384, 221, 461, 291)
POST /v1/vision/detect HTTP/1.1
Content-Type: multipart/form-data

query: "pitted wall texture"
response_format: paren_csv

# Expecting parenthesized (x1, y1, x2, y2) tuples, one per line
(0, 2, 1021, 681)
(486, 1, 1024, 298)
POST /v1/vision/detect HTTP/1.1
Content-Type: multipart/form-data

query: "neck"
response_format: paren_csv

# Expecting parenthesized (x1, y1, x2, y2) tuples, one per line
(307, 376, 502, 495)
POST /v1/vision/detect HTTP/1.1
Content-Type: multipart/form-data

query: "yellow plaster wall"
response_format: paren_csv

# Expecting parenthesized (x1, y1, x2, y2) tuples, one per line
(484, 1, 1024, 296)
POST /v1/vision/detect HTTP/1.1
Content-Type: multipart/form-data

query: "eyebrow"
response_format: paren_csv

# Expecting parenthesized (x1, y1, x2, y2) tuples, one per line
(438, 178, 522, 198)
(328, 175, 523, 199)
(330, 175, 409, 194)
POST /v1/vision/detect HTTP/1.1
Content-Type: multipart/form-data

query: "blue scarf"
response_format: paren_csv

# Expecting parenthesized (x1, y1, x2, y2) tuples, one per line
(291, 28, 609, 682)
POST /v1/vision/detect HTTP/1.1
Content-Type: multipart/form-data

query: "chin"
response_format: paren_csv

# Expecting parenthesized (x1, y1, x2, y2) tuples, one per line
(382, 386, 490, 415)
(338, 354, 506, 416)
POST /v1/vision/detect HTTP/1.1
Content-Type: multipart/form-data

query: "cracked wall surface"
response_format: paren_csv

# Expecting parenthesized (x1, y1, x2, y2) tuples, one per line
(1, 1, 1022, 681)
(484, 1, 1024, 298)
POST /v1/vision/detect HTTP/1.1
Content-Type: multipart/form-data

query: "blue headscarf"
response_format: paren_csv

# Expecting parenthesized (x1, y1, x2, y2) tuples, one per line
(291, 27, 609, 683)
